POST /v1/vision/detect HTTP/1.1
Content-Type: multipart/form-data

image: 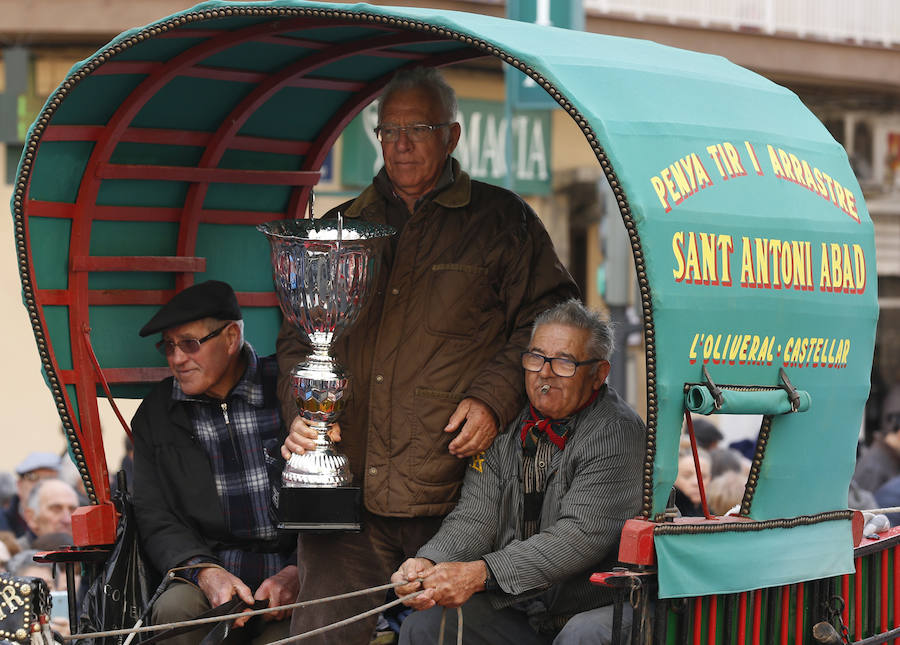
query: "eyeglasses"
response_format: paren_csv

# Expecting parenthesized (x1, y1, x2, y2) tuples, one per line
(20, 471, 56, 483)
(374, 122, 450, 143)
(156, 324, 230, 357)
(521, 351, 602, 378)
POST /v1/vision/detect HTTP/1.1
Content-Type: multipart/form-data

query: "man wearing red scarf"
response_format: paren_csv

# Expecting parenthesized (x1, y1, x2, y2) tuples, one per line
(392, 299, 645, 645)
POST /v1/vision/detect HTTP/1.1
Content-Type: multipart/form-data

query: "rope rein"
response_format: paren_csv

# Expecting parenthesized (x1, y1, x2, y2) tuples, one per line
(64, 579, 423, 641)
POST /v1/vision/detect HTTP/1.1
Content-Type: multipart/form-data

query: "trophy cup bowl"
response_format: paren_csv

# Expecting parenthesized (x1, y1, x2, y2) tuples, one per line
(259, 217, 394, 530)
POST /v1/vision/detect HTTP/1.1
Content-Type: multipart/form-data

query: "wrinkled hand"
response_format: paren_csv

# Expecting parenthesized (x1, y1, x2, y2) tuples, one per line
(418, 561, 487, 609)
(197, 566, 255, 628)
(254, 565, 299, 621)
(391, 558, 435, 611)
(281, 416, 342, 460)
(445, 398, 498, 457)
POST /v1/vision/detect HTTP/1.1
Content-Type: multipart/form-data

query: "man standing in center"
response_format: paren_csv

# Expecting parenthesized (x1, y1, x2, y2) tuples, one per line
(278, 67, 578, 642)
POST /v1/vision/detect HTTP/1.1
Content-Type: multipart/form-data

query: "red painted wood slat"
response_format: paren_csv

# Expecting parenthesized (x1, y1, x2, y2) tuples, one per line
(894, 546, 899, 645)
(71, 256, 206, 273)
(95, 163, 320, 186)
(37, 288, 278, 307)
(693, 597, 704, 645)
(855, 557, 863, 640)
(795, 583, 805, 645)
(779, 585, 790, 645)
(27, 200, 285, 225)
(58, 367, 171, 384)
(883, 549, 890, 635)
(43, 125, 313, 156)
(752, 589, 762, 644)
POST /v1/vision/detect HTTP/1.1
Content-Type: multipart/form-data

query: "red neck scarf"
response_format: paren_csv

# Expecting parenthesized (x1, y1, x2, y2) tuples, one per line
(520, 388, 601, 453)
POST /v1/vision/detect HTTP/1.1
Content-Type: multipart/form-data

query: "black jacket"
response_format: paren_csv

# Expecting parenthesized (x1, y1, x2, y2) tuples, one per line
(132, 351, 288, 575)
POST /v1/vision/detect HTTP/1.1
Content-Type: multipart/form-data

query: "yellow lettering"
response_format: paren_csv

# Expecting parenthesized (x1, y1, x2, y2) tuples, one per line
(831, 243, 842, 289)
(685, 233, 701, 283)
(724, 142, 747, 176)
(819, 242, 832, 291)
(651, 176, 671, 212)
(841, 244, 854, 293)
(767, 145, 785, 178)
(689, 333, 700, 364)
(745, 141, 763, 175)
(845, 187, 859, 222)
(718, 235, 734, 286)
(778, 149, 797, 182)
(707, 144, 727, 179)
(694, 154, 714, 189)
(672, 232, 686, 281)
(755, 238, 770, 287)
(853, 245, 866, 293)
(699, 232, 717, 284)
(740, 237, 755, 287)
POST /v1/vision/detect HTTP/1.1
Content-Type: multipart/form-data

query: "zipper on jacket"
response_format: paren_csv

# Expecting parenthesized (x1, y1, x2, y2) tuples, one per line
(221, 401, 242, 467)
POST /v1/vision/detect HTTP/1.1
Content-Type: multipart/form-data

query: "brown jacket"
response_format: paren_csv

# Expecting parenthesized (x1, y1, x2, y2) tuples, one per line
(277, 162, 578, 517)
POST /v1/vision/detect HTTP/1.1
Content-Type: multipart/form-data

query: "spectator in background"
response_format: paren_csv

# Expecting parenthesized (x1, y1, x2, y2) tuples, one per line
(872, 474, 900, 526)
(58, 457, 89, 507)
(0, 453, 62, 538)
(8, 549, 69, 636)
(707, 469, 749, 516)
(691, 418, 722, 451)
(852, 384, 900, 495)
(0, 473, 16, 511)
(0, 531, 19, 569)
(673, 445, 711, 517)
(689, 417, 749, 479)
(8, 549, 57, 588)
(20, 479, 78, 549)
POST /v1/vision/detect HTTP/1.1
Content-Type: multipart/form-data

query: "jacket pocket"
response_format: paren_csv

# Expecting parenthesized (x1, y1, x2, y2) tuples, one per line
(424, 263, 492, 339)
(407, 387, 468, 487)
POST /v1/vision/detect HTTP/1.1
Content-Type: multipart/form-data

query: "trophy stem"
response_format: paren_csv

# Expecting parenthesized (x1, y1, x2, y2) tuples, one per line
(283, 355, 353, 488)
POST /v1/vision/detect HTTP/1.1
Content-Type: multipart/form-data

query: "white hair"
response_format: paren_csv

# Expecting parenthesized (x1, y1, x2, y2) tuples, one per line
(531, 299, 615, 361)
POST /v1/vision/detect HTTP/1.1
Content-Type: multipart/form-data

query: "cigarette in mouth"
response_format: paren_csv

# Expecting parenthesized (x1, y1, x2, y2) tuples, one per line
(540, 384, 550, 394)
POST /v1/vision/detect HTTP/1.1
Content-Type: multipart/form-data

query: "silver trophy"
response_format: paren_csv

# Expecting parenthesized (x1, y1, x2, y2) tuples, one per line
(259, 215, 394, 530)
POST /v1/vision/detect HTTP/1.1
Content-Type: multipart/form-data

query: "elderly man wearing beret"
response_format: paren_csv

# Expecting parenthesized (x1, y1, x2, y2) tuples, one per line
(132, 280, 296, 644)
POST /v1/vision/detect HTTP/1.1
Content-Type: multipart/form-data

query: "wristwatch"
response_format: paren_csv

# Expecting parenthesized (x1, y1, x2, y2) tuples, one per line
(482, 560, 499, 592)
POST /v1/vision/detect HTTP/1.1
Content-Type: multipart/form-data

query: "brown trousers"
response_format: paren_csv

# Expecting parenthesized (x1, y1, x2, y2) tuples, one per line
(290, 511, 444, 645)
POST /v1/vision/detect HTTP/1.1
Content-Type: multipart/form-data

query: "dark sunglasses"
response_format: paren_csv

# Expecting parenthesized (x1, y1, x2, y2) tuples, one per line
(156, 323, 230, 357)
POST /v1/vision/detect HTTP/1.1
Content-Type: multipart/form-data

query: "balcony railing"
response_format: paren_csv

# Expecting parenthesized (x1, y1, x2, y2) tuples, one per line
(585, 0, 900, 48)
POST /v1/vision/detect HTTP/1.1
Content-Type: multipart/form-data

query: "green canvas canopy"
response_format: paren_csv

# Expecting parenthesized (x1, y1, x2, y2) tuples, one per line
(11, 1, 877, 597)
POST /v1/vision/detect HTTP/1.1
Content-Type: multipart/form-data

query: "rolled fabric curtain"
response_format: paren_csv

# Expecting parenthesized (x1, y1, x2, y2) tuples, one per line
(685, 385, 811, 415)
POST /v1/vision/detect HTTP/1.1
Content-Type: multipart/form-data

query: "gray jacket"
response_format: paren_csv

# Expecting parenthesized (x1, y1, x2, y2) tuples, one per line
(417, 385, 645, 620)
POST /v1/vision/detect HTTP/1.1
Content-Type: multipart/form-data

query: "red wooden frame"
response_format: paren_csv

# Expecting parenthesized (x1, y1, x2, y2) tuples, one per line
(22, 13, 487, 545)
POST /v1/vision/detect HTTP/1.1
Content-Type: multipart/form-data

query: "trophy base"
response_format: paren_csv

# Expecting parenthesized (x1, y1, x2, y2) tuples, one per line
(277, 485, 362, 532)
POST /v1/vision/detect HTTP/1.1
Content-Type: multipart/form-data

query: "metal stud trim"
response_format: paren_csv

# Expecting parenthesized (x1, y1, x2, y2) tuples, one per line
(739, 415, 773, 515)
(653, 509, 853, 536)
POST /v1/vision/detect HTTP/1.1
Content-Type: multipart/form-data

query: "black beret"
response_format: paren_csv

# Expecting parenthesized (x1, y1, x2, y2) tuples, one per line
(139, 280, 242, 337)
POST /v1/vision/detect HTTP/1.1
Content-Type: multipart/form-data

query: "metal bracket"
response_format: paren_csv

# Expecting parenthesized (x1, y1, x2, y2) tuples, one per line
(702, 365, 723, 410)
(779, 367, 801, 413)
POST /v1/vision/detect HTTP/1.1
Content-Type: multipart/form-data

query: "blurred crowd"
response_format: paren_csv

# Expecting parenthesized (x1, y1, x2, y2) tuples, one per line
(0, 450, 94, 637)
(672, 380, 900, 530)
(851, 382, 900, 523)
(671, 418, 752, 517)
